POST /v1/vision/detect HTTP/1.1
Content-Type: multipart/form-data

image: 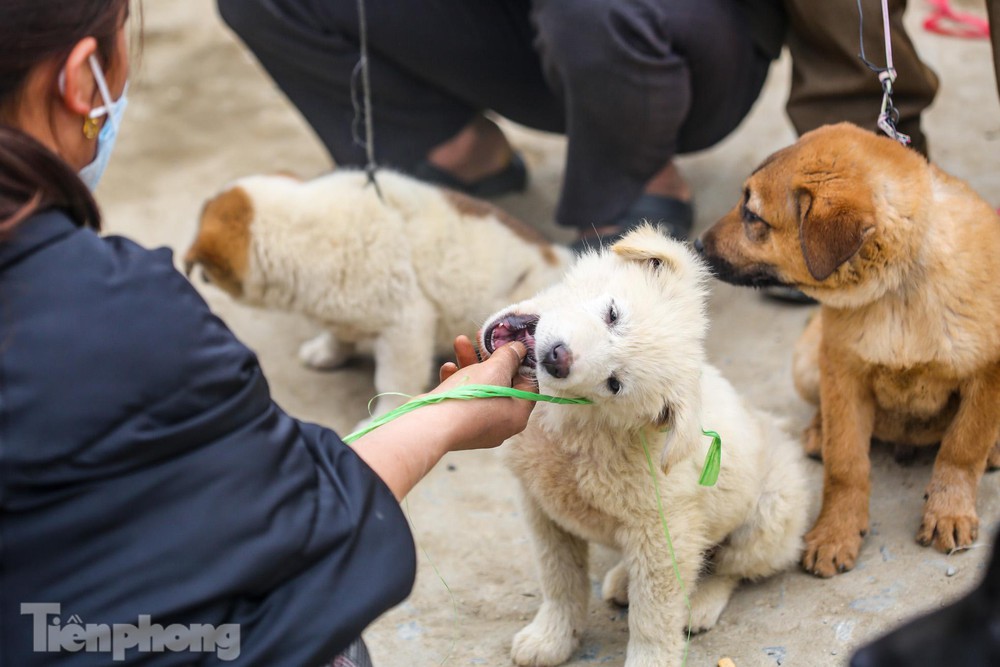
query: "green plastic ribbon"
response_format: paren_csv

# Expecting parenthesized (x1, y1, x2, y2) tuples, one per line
(343, 385, 720, 667)
(343, 384, 592, 444)
(698, 429, 722, 487)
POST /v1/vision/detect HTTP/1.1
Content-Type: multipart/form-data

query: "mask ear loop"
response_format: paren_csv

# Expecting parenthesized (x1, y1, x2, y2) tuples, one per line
(86, 54, 115, 120)
(58, 54, 116, 139)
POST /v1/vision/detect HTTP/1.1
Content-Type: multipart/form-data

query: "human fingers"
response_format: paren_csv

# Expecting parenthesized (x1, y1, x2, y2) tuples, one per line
(452, 335, 480, 368)
(439, 361, 459, 383)
(488, 341, 528, 383)
(512, 368, 539, 393)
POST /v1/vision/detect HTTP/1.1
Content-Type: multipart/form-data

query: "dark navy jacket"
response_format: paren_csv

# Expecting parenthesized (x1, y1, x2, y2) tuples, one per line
(0, 210, 416, 666)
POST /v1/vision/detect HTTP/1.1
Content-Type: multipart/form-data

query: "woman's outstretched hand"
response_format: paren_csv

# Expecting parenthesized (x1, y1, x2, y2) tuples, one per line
(352, 335, 536, 500)
(432, 335, 535, 451)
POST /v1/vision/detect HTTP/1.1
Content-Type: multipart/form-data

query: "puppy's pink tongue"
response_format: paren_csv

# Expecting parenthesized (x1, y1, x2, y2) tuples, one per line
(491, 321, 510, 350)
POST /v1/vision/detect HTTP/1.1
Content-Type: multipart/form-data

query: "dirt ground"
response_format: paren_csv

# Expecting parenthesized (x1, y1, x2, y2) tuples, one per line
(100, 2, 1000, 666)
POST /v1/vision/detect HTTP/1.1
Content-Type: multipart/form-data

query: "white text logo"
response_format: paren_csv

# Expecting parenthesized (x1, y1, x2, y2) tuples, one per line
(21, 603, 240, 661)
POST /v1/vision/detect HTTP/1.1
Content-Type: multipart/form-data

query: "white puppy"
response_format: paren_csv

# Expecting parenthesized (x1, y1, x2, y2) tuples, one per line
(480, 226, 809, 667)
(184, 169, 572, 424)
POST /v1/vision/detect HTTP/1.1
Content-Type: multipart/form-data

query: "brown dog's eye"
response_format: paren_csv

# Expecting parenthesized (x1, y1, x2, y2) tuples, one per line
(742, 218, 770, 243)
(742, 204, 762, 223)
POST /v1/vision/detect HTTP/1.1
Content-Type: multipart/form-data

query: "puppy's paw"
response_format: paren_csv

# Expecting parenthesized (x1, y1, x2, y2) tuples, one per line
(801, 518, 866, 577)
(601, 561, 629, 607)
(686, 576, 736, 634)
(511, 606, 578, 667)
(918, 488, 979, 553)
(298, 331, 352, 370)
(623, 641, 682, 667)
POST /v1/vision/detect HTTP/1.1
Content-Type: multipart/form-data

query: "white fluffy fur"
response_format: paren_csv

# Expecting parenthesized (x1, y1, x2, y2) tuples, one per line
(481, 226, 809, 667)
(227, 170, 572, 424)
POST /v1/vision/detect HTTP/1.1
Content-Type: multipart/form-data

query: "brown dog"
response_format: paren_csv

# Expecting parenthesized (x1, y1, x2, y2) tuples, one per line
(697, 122, 1000, 577)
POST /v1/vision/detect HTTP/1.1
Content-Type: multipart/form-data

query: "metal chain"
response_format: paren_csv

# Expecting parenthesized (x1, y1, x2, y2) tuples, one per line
(856, 0, 911, 146)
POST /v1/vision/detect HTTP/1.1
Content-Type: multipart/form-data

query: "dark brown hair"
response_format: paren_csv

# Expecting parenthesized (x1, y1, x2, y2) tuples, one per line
(0, 0, 131, 235)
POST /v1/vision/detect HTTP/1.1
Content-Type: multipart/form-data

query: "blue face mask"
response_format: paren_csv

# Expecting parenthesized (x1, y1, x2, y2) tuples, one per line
(77, 55, 128, 191)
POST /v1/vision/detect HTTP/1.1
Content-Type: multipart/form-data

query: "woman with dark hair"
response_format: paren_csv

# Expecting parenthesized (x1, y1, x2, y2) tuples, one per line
(0, 3, 534, 665)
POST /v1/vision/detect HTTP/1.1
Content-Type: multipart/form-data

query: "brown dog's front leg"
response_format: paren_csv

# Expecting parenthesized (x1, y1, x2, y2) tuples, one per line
(802, 345, 875, 578)
(919, 365, 1000, 553)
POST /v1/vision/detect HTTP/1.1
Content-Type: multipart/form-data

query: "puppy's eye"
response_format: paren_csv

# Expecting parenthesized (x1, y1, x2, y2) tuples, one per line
(606, 301, 618, 326)
(607, 375, 622, 395)
(742, 204, 763, 223)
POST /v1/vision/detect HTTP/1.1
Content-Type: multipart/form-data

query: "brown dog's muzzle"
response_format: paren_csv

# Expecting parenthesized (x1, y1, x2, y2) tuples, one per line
(696, 223, 787, 289)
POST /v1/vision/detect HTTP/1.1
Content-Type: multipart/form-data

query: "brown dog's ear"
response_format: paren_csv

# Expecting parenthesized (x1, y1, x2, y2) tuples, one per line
(183, 186, 254, 297)
(183, 241, 244, 296)
(797, 188, 875, 281)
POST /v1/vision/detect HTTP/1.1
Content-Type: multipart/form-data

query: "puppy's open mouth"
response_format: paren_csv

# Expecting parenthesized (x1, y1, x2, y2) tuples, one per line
(483, 313, 539, 374)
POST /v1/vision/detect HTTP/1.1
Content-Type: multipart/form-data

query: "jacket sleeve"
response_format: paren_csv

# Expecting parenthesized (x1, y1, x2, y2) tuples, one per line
(2, 225, 416, 667)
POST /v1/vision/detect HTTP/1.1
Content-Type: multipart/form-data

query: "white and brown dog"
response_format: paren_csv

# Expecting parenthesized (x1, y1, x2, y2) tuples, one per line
(480, 226, 809, 667)
(184, 169, 572, 424)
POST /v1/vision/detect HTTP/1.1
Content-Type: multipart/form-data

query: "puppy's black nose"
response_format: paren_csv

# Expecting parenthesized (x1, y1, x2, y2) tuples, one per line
(693, 237, 705, 254)
(541, 343, 572, 379)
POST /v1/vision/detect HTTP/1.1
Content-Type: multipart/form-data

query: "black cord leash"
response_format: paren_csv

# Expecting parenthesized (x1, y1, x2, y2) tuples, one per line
(350, 0, 384, 199)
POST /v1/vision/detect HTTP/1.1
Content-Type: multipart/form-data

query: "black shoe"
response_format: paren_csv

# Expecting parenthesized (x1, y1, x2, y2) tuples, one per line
(411, 152, 528, 198)
(571, 194, 694, 254)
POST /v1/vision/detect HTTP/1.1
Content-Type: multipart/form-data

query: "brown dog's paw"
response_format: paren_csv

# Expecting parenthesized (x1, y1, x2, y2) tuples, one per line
(917, 491, 979, 553)
(801, 519, 866, 577)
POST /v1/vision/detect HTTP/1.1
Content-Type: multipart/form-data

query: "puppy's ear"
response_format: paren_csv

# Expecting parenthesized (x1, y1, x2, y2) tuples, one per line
(183, 186, 254, 297)
(612, 223, 689, 275)
(797, 187, 875, 281)
(183, 240, 245, 297)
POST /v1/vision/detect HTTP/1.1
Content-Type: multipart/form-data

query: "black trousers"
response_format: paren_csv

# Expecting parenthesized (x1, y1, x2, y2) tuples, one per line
(218, 0, 772, 230)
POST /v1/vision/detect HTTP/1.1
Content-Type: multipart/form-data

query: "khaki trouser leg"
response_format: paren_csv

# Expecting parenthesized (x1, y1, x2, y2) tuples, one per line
(784, 0, 938, 157)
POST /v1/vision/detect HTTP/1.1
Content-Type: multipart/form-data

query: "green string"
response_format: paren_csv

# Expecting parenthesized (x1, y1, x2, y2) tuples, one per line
(345, 385, 723, 664)
(698, 429, 722, 487)
(347, 387, 721, 485)
(346, 385, 589, 664)
(639, 431, 692, 667)
(342, 384, 593, 444)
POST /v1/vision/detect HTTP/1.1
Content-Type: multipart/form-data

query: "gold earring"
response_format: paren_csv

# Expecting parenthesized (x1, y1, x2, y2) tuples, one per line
(82, 116, 100, 140)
